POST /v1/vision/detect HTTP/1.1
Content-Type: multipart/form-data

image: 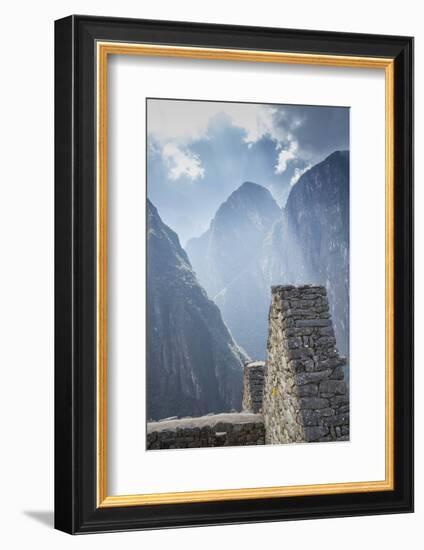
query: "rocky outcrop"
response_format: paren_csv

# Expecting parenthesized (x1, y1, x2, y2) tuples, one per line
(147, 200, 247, 421)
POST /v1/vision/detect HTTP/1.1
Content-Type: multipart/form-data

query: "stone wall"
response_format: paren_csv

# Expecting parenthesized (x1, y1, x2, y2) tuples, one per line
(147, 412, 265, 449)
(147, 284, 349, 450)
(242, 361, 266, 413)
(263, 285, 349, 444)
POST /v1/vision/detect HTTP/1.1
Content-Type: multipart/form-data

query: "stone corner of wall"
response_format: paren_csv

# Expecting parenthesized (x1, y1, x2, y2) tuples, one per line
(264, 284, 350, 444)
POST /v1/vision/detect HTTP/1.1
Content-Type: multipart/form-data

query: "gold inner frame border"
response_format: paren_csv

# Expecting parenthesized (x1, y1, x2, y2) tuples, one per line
(96, 42, 394, 508)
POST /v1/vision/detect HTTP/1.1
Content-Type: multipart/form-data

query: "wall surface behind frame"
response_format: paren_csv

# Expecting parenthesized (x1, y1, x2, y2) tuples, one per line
(0, 1, 420, 549)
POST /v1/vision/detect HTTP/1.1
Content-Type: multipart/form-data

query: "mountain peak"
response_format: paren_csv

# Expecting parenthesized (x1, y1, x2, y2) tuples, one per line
(230, 181, 274, 200)
(237, 180, 265, 193)
(185, 181, 283, 356)
(220, 180, 280, 213)
(322, 149, 349, 165)
(205, 181, 281, 236)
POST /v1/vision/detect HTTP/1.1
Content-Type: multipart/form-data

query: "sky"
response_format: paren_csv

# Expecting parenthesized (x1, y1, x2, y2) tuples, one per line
(147, 99, 349, 245)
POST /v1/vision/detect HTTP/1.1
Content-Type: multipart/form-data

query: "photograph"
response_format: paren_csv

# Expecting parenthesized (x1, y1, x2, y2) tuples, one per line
(146, 98, 350, 449)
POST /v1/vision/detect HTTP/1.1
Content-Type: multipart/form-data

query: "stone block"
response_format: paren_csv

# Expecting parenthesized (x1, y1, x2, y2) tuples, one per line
(288, 359, 306, 373)
(316, 407, 335, 417)
(295, 319, 332, 328)
(330, 366, 345, 380)
(297, 383, 318, 397)
(304, 425, 329, 442)
(322, 413, 349, 427)
(330, 396, 349, 407)
(298, 409, 320, 426)
(319, 326, 335, 337)
(287, 348, 314, 360)
(320, 380, 347, 395)
(299, 397, 329, 409)
(295, 369, 332, 385)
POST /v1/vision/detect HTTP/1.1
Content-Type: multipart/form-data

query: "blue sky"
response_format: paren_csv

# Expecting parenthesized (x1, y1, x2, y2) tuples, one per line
(147, 99, 349, 245)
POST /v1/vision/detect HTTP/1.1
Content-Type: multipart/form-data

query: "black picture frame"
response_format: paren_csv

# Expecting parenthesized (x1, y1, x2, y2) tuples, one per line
(55, 14, 414, 534)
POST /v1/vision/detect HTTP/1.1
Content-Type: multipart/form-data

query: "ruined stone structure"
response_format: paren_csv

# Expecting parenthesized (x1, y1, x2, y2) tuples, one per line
(147, 413, 265, 449)
(146, 285, 349, 449)
(242, 361, 266, 413)
(263, 285, 349, 443)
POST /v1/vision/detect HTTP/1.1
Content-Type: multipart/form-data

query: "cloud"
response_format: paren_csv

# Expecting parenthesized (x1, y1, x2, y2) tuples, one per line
(274, 141, 298, 174)
(147, 100, 349, 243)
(162, 143, 205, 181)
(227, 105, 280, 144)
(147, 100, 291, 146)
(274, 105, 349, 161)
(289, 163, 312, 186)
(147, 99, 311, 182)
(147, 99, 348, 193)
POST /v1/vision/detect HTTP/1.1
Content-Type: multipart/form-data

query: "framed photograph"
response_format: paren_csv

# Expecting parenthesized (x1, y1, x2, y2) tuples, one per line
(54, 15, 413, 534)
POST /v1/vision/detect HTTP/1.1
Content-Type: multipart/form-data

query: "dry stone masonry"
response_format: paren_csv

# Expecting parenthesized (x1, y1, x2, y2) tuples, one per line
(147, 413, 265, 449)
(242, 361, 266, 413)
(146, 284, 349, 449)
(263, 285, 349, 443)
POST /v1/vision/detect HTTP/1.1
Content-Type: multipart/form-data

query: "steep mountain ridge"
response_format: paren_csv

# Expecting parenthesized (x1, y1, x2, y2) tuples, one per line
(264, 151, 349, 355)
(147, 200, 247, 420)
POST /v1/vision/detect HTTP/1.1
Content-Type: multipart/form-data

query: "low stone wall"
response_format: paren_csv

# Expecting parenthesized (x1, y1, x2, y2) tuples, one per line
(263, 285, 349, 444)
(242, 361, 266, 413)
(147, 412, 265, 449)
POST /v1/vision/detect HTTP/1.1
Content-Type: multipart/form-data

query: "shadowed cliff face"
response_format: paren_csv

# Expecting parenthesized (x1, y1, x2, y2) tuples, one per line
(147, 200, 247, 421)
(185, 151, 349, 362)
(265, 150, 349, 358)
